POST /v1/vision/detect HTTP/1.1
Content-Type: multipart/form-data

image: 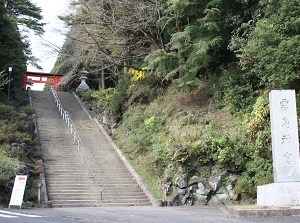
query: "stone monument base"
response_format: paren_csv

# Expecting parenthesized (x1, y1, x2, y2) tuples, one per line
(257, 182, 300, 206)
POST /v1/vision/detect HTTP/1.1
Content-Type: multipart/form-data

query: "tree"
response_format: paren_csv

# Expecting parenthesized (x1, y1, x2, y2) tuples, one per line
(5, 0, 44, 34)
(237, 0, 300, 89)
(0, 0, 44, 95)
(56, 0, 162, 89)
(0, 71, 8, 90)
(145, 0, 238, 90)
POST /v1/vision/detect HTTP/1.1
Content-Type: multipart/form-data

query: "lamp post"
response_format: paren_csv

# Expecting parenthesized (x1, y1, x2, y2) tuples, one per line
(7, 67, 12, 102)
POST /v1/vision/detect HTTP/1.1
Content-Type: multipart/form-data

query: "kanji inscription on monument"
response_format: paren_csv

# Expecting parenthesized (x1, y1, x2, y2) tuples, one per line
(269, 90, 300, 182)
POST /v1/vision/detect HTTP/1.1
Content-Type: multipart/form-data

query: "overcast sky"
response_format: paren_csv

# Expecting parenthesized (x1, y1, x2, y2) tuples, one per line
(27, 0, 69, 73)
(26, 0, 69, 90)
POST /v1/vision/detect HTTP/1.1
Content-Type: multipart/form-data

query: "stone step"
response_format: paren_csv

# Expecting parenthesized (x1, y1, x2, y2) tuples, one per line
(51, 200, 102, 207)
(51, 199, 150, 206)
(49, 190, 146, 196)
(47, 189, 99, 193)
(44, 171, 90, 175)
(44, 165, 85, 168)
(46, 180, 96, 185)
(47, 185, 143, 192)
(45, 175, 95, 180)
(46, 185, 96, 189)
(31, 91, 151, 207)
(44, 157, 80, 160)
(45, 174, 135, 180)
(50, 195, 102, 200)
(45, 170, 89, 173)
(46, 178, 137, 185)
(51, 202, 151, 208)
(49, 190, 101, 194)
(48, 193, 145, 200)
(50, 196, 149, 203)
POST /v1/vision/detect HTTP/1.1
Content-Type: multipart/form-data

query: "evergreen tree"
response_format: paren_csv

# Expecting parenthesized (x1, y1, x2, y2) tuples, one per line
(0, 0, 44, 97)
(238, 0, 300, 89)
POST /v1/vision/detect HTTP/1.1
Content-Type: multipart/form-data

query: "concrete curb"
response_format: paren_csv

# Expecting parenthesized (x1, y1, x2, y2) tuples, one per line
(72, 92, 159, 206)
(71, 92, 93, 121)
(227, 205, 300, 218)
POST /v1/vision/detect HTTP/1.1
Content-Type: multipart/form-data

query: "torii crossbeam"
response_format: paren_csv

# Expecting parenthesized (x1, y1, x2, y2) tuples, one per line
(23, 71, 66, 91)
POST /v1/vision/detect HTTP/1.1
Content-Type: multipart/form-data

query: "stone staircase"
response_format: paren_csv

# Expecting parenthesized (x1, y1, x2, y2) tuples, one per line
(31, 90, 152, 207)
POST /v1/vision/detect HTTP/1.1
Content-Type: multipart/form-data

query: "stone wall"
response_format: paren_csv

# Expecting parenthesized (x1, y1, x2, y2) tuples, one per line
(168, 172, 239, 206)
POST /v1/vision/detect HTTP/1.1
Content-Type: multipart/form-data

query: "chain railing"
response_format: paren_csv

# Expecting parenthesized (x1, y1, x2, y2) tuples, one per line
(50, 86, 103, 202)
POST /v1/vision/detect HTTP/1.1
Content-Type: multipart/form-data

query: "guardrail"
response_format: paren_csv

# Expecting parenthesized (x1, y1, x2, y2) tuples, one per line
(50, 86, 103, 201)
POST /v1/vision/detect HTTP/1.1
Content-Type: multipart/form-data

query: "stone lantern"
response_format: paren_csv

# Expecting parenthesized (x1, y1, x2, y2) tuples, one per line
(76, 69, 90, 93)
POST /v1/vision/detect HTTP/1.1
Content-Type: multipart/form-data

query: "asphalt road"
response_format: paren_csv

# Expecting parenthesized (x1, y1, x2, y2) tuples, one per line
(1, 206, 300, 223)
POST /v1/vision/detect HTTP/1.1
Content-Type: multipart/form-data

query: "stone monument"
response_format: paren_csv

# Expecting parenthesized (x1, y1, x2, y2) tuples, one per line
(257, 90, 300, 206)
(76, 69, 90, 93)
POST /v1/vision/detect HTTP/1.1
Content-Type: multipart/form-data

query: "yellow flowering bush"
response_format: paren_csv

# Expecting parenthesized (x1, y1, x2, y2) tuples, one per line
(246, 92, 270, 140)
(128, 68, 146, 82)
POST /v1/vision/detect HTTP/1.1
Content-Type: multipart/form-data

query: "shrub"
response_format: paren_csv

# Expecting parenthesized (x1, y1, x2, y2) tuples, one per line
(245, 92, 272, 159)
(81, 90, 94, 100)
(19, 105, 35, 115)
(91, 88, 115, 108)
(214, 69, 257, 112)
(0, 145, 19, 181)
(234, 157, 273, 198)
(109, 74, 130, 118)
(0, 103, 15, 120)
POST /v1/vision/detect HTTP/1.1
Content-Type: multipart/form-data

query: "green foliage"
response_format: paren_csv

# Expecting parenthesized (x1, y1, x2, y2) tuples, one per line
(230, 92, 273, 198)
(0, 71, 8, 91)
(0, 144, 19, 181)
(144, 50, 178, 80)
(109, 74, 130, 118)
(0, 0, 44, 92)
(19, 105, 35, 116)
(214, 68, 257, 112)
(182, 8, 223, 76)
(112, 81, 276, 199)
(173, 73, 202, 92)
(238, 0, 300, 88)
(234, 157, 273, 198)
(0, 103, 14, 120)
(0, 120, 30, 144)
(6, 0, 45, 34)
(91, 88, 115, 108)
(244, 93, 272, 160)
(0, 94, 42, 206)
(81, 90, 94, 100)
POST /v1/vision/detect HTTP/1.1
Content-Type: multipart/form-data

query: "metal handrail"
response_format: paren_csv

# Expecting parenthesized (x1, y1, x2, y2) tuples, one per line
(50, 86, 103, 201)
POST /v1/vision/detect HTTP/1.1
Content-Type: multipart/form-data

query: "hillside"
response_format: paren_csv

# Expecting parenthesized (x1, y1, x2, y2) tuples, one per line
(53, 0, 299, 205)
(79, 78, 273, 205)
(0, 91, 42, 207)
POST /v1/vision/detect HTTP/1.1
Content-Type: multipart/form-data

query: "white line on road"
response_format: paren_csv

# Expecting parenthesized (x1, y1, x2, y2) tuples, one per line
(0, 213, 18, 218)
(0, 210, 43, 218)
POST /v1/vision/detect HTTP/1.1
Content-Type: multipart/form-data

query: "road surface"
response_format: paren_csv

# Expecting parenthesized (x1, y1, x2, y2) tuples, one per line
(1, 206, 300, 223)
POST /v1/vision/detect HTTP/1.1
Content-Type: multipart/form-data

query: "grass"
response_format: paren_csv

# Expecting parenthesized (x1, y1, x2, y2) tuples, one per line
(112, 83, 247, 200)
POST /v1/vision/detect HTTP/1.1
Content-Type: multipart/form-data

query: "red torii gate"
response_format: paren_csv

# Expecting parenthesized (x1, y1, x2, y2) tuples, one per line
(23, 71, 66, 91)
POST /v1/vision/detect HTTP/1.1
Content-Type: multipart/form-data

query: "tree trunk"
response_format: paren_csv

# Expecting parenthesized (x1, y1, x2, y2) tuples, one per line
(123, 60, 129, 74)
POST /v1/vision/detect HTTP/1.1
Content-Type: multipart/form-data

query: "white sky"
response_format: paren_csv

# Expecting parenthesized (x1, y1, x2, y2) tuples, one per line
(27, 0, 69, 90)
